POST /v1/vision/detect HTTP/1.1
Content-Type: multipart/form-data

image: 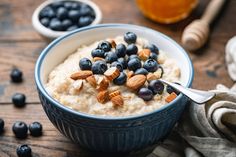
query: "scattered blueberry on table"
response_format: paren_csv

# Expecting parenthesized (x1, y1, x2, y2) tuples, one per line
(12, 93, 26, 108)
(10, 68, 23, 83)
(39, 1, 96, 31)
(0, 118, 4, 133)
(12, 121, 28, 139)
(16, 144, 32, 157)
(29, 122, 43, 137)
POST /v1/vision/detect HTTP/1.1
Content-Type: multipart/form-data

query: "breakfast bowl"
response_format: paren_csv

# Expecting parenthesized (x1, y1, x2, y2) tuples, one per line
(35, 24, 194, 152)
(32, 0, 102, 39)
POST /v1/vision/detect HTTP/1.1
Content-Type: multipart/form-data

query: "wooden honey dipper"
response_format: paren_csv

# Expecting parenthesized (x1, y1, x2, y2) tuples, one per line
(182, 0, 226, 51)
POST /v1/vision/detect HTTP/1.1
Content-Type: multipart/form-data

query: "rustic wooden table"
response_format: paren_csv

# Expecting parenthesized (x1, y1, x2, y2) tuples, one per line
(0, 0, 235, 156)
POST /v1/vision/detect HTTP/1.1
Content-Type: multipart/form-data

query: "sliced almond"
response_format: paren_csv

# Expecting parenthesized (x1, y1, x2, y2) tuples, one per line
(147, 73, 158, 81)
(165, 92, 177, 103)
(126, 74, 146, 90)
(104, 67, 120, 81)
(138, 49, 151, 60)
(93, 57, 105, 62)
(97, 77, 109, 91)
(97, 90, 109, 104)
(110, 40, 116, 48)
(72, 80, 83, 92)
(86, 75, 97, 88)
(109, 90, 121, 99)
(127, 71, 134, 79)
(111, 95, 124, 106)
(154, 68, 163, 79)
(70, 70, 93, 80)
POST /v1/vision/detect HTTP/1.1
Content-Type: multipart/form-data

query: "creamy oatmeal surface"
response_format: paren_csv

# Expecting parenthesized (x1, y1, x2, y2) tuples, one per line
(46, 36, 180, 117)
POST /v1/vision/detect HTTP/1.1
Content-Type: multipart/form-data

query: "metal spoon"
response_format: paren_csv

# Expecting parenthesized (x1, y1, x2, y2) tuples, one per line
(159, 79, 215, 104)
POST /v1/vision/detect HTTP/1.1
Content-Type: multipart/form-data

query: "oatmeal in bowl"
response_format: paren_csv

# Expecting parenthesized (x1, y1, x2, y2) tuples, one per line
(46, 32, 181, 117)
(35, 24, 193, 152)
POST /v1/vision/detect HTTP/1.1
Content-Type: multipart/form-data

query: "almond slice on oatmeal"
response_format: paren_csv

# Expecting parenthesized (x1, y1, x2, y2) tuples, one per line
(147, 73, 158, 81)
(109, 90, 121, 99)
(97, 77, 109, 91)
(127, 71, 134, 79)
(72, 80, 83, 92)
(104, 67, 120, 81)
(126, 74, 146, 90)
(111, 95, 124, 106)
(86, 75, 97, 88)
(97, 90, 109, 104)
(70, 70, 93, 80)
(138, 49, 151, 60)
(165, 92, 177, 103)
(93, 57, 105, 62)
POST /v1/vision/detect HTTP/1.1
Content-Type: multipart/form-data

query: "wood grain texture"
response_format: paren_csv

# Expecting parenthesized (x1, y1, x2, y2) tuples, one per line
(0, 0, 235, 156)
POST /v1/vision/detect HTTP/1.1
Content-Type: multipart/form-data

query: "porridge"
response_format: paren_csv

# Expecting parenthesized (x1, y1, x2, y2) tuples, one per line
(46, 32, 181, 117)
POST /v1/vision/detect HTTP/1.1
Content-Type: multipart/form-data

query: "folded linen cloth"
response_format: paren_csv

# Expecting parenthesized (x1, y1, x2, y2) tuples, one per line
(148, 85, 236, 157)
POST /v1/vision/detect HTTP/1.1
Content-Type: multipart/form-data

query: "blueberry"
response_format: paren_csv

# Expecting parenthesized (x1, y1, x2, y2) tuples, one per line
(126, 44, 138, 56)
(71, 2, 81, 9)
(124, 32, 137, 44)
(138, 88, 153, 101)
(117, 58, 127, 69)
(10, 68, 23, 83)
(16, 144, 32, 157)
(79, 58, 92, 70)
(143, 59, 158, 72)
(61, 19, 73, 30)
(78, 16, 93, 27)
(127, 54, 140, 62)
(64, 2, 74, 9)
(113, 72, 127, 85)
(80, 4, 93, 16)
(12, 93, 26, 108)
(0, 118, 4, 133)
(115, 44, 126, 57)
(49, 19, 63, 31)
(146, 44, 159, 54)
(105, 52, 118, 63)
(91, 49, 105, 58)
(12, 121, 28, 139)
(111, 61, 123, 72)
(56, 7, 68, 20)
(39, 6, 55, 19)
(135, 68, 148, 75)
(68, 10, 81, 22)
(97, 41, 112, 52)
(29, 122, 43, 137)
(149, 53, 158, 60)
(128, 58, 141, 71)
(67, 25, 78, 31)
(40, 17, 50, 27)
(148, 80, 164, 94)
(92, 60, 108, 74)
(50, 1, 64, 9)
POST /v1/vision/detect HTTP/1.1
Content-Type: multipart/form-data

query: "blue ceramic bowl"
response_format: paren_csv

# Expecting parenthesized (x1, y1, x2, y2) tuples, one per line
(35, 24, 194, 152)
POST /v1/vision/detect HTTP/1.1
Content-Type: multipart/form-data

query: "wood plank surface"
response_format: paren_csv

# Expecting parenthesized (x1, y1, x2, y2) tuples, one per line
(0, 0, 235, 156)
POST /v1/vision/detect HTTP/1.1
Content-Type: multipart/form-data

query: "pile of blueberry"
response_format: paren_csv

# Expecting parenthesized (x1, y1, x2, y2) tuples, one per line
(39, 1, 95, 31)
(79, 32, 178, 101)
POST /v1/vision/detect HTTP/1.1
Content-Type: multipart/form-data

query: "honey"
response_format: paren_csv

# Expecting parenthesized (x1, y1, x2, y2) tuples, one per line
(136, 0, 198, 24)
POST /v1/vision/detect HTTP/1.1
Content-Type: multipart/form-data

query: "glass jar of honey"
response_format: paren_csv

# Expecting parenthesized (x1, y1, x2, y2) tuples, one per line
(136, 0, 198, 24)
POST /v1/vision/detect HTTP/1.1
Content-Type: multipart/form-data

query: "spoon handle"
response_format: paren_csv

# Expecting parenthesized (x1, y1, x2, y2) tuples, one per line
(159, 79, 215, 104)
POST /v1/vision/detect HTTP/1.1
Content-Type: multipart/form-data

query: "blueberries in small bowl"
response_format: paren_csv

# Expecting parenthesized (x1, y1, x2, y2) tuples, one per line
(38, 1, 96, 32)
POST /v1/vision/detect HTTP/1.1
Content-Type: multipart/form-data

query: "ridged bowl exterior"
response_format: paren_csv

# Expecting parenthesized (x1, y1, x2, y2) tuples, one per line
(38, 88, 187, 152)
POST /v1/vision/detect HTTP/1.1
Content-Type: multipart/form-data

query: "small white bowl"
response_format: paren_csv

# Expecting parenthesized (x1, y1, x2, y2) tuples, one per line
(32, 0, 102, 39)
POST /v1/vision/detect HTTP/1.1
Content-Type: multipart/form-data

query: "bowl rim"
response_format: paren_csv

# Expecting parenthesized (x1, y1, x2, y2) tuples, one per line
(32, 0, 102, 39)
(35, 23, 194, 121)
